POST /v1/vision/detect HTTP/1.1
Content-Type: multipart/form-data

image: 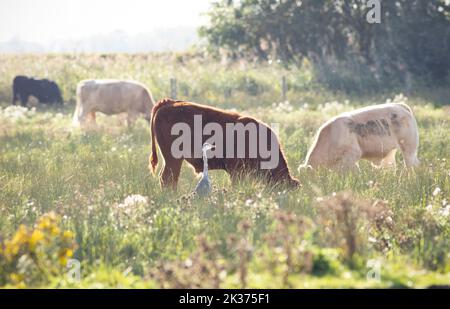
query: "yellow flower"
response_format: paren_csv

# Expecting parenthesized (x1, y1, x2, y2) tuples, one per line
(12, 225, 29, 244)
(37, 211, 58, 231)
(3, 241, 20, 261)
(29, 229, 44, 251)
(58, 253, 69, 266)
(62, 230, 74, 240)
(58, 248, 74, 266)
(9, 272, 24, 283)
(50, 226, 61, 236)
(66, 249, 74, 258)
(37, 218, 50, 230)
(3, 225, 29, 261)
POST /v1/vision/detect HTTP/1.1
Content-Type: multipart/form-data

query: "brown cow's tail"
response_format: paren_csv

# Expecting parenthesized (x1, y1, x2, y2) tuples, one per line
(149, 105, 159, 174)
(150, 125, 158, 174)
(149, 98, 176, 174)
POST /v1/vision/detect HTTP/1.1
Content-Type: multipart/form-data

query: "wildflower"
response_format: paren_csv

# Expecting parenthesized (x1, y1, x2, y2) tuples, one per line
(62, 230, 74, 241)
(343, 271, 352, 279)
(37, 212, 58, 231)
(58, 248, 74, 266)
(0, 212, 78, 286)
(4, 225, 28, 261)
(432, 187, 441, 196)
(117, 194, 148, 210)
(184, 258, 193, 268)
(49, 224, 60, 236)
(439, 205, 450, 218)
(219, 270, 227, 280)
(9, 273, 24, 284)
(29, 229, 44, 251)
(368, 236, 377, 243)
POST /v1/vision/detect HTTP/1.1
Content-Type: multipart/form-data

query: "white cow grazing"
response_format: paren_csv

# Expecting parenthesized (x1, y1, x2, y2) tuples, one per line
(300, 103, 420, 170)
(73, 79, 154, 127)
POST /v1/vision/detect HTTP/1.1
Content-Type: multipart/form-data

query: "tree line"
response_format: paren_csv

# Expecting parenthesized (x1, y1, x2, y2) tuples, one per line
(200, 0, 450, 92)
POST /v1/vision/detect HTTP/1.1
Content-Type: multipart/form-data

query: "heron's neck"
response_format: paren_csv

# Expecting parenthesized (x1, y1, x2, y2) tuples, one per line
(202, 153, 208, 177)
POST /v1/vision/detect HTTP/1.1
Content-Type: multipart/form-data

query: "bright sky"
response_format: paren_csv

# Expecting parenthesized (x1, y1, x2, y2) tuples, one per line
(0, 0, 211, 42)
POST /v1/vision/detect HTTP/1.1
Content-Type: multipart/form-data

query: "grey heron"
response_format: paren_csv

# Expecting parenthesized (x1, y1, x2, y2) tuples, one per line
(194, 143, 215, 197)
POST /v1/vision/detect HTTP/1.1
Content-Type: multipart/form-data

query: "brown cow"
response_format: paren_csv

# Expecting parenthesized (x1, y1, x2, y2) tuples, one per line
(149, 99, 300, 190)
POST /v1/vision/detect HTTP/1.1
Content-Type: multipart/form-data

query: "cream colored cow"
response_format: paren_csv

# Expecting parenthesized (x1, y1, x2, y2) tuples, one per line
(300, 103, 420, 170)
(73, 79, 154, 127)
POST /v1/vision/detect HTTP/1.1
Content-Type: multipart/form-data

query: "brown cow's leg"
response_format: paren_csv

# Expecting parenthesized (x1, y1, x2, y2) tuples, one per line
(228, 171, 242, 186)
(159, 159, 182, 190)
(225, 160, 246, 186)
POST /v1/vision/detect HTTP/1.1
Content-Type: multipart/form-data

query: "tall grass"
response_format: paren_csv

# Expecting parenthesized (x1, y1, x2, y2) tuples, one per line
(1, 53, 449, 108)
(0, 54, 449, 288)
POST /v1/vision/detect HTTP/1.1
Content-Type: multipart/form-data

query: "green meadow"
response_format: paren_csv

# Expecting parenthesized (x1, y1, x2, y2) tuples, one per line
(0, 53, 449, 288)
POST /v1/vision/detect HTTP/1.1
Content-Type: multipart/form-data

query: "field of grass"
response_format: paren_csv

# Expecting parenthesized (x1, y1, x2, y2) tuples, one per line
(0, 53, 449, 288)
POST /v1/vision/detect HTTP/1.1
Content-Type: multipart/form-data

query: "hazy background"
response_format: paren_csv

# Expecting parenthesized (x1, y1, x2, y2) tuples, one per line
(0, 0, 210, 52)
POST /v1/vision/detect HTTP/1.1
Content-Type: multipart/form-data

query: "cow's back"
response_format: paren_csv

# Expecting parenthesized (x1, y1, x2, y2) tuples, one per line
(304, 102, 419, 168)
(152, 100, 298, 186)
(13, 76, 62, 104)
(77, 79, 151, 115)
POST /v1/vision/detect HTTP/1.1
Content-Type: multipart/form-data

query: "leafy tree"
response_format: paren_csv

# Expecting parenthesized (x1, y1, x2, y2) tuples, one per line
(200, 0, 450, 90)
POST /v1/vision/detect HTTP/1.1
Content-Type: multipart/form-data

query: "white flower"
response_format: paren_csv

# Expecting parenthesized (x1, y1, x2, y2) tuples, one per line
(119, 194, 148, 208)
(432, 187, 441, 196)
(368, 236, 377, 243)
(439, 205, 450, 218)
(3, 105, 30, 120)
(184, 258, 193, 268)
(343, 271, 352, 279)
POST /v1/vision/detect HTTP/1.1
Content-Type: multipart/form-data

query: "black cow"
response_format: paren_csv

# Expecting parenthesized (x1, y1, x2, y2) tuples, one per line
(12, 75, 63, 106)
